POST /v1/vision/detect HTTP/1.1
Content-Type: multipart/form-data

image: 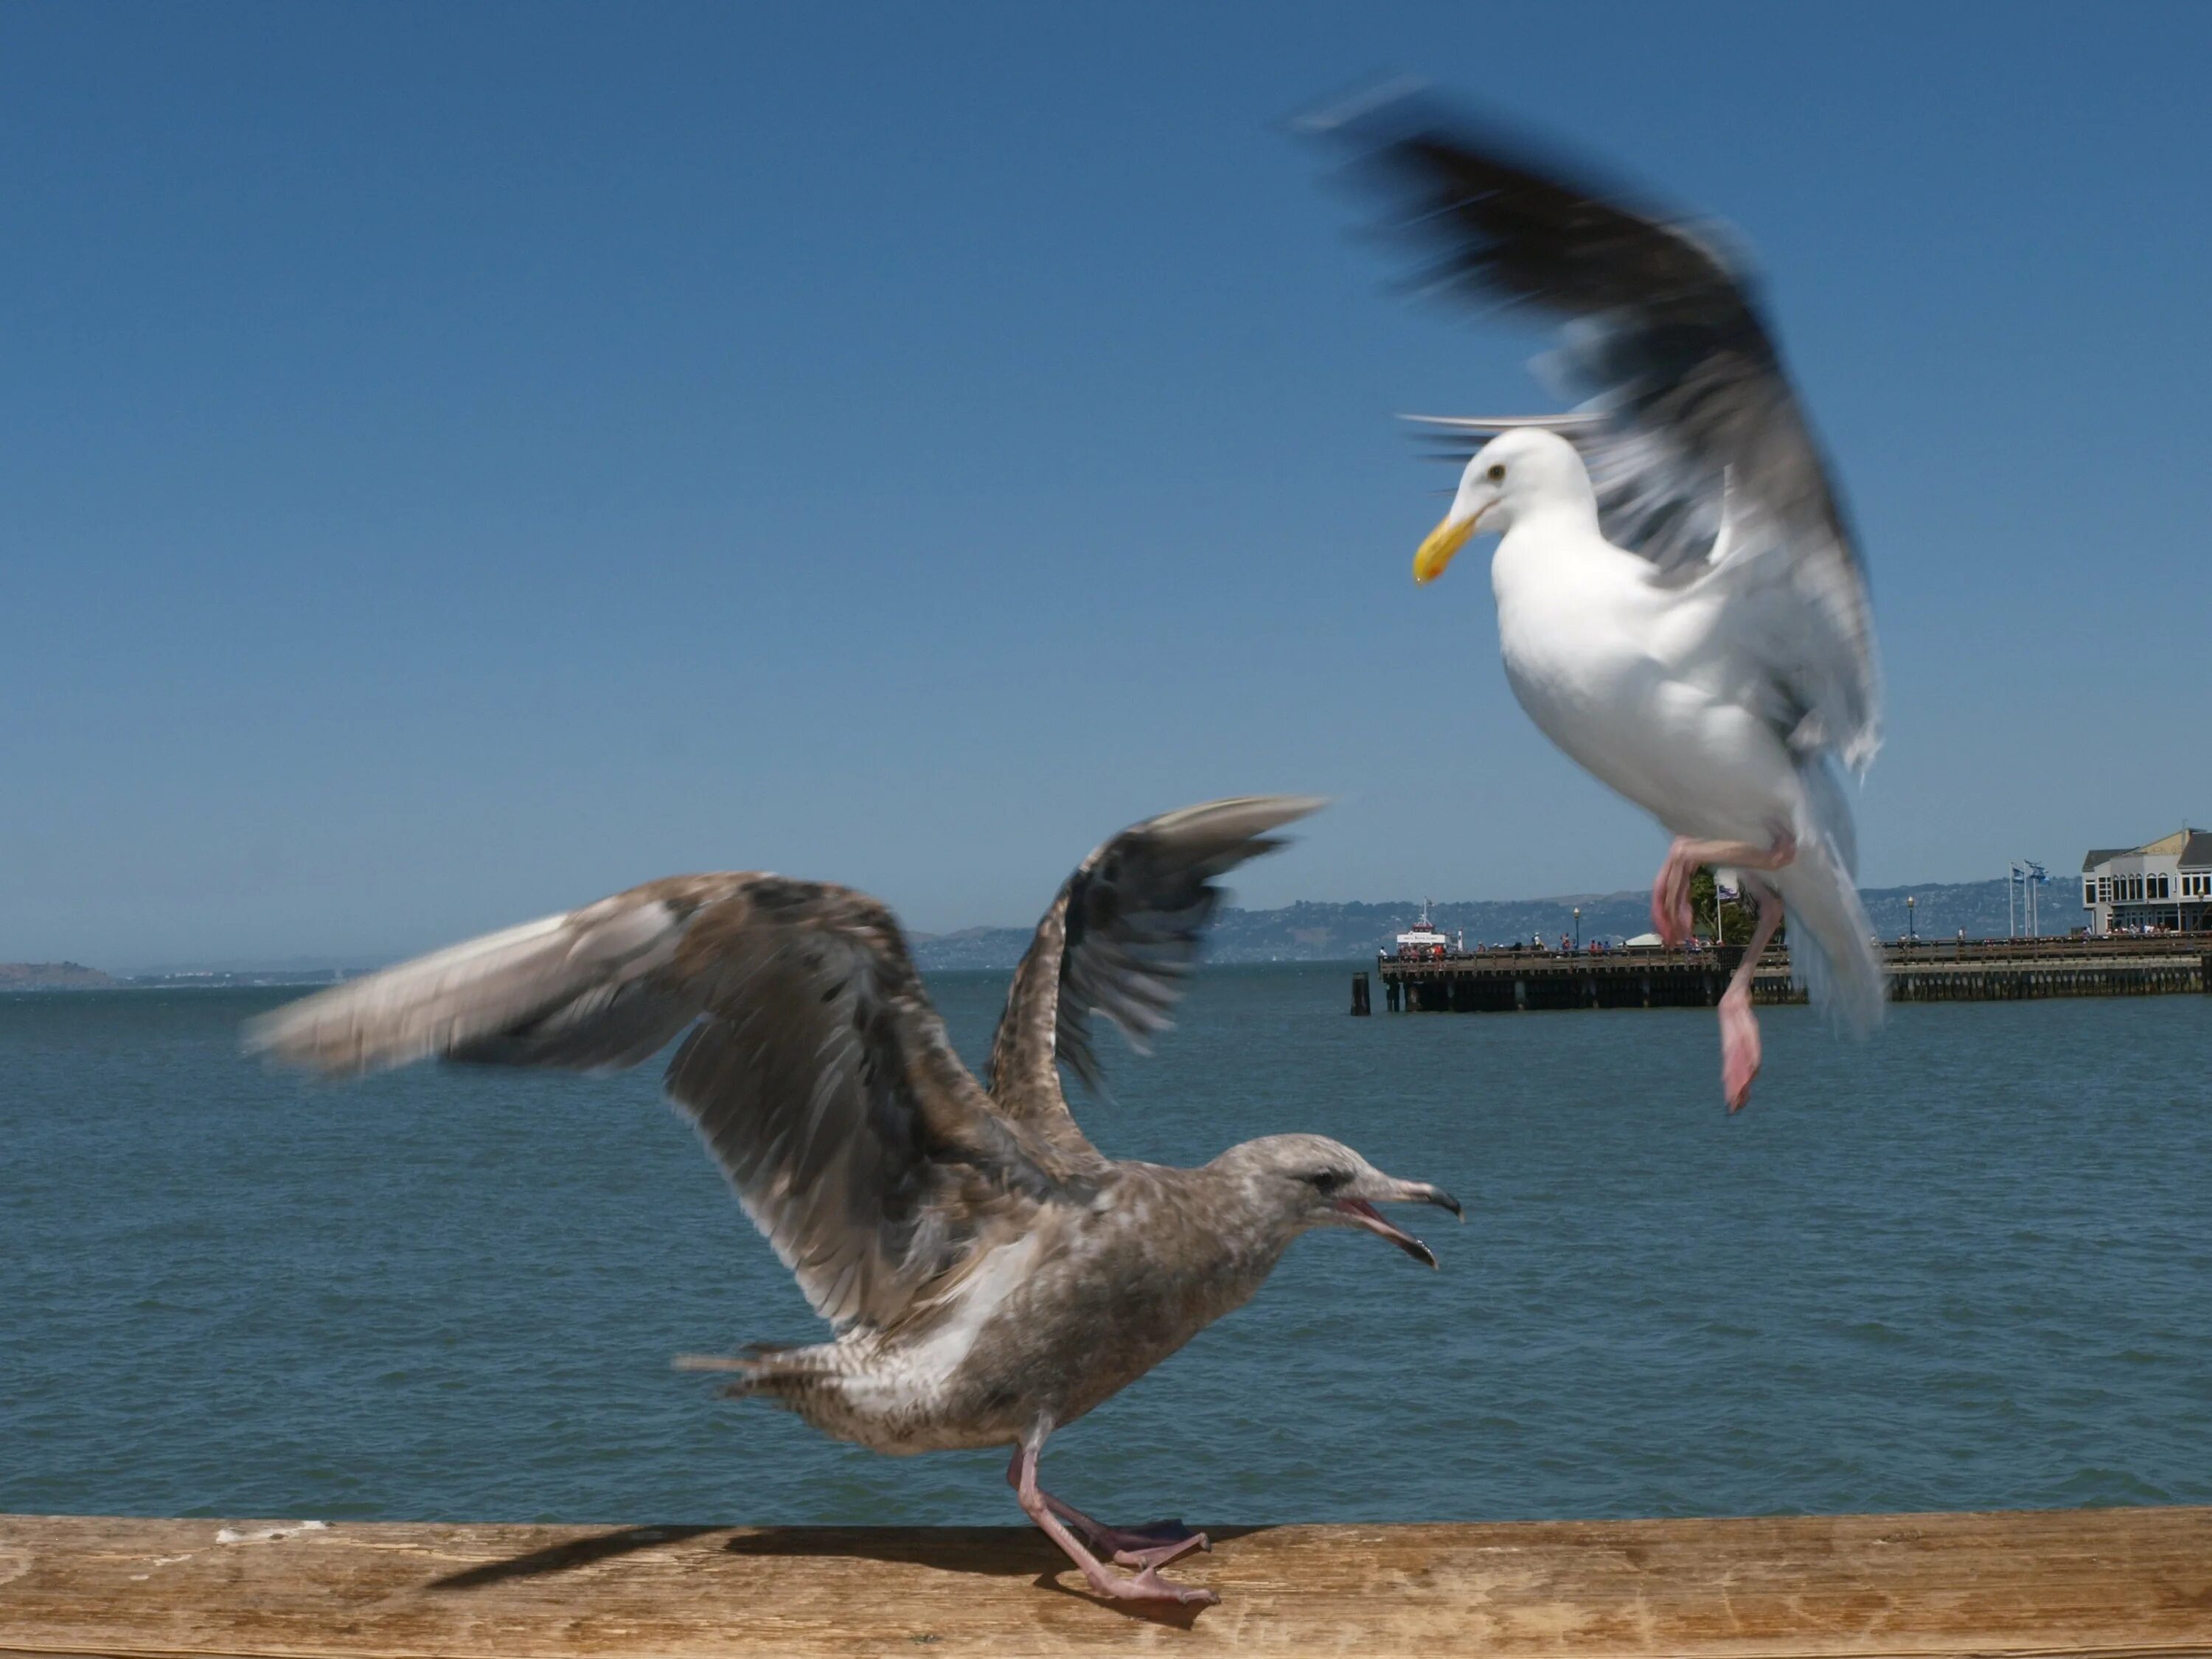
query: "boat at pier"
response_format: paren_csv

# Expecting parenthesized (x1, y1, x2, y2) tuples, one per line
(1391, 900, 1466, 961)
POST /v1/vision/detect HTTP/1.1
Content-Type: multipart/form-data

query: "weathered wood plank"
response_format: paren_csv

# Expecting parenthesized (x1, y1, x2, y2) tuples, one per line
(4, 1508, 2211, 1659)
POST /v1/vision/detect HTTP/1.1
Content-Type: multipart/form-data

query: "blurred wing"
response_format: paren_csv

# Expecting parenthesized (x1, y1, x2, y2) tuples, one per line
(1703, 472, 1885, 772)
(248, 875, 1074, 1332)
(1321, 91, 1880, 771)
(982, 796, 1324, 1130)
(242, 880, 723, 1077)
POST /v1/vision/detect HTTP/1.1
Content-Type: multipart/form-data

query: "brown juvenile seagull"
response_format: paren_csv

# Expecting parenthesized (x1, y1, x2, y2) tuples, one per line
(246, 796, 1458, 1607)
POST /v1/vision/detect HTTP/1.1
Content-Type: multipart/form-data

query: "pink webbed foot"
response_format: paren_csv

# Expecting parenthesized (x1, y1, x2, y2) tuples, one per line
(1057, 1520, 1219, 1604)
(1719, 991, 1762, 1112)
(1115, 1567, 1221, 1606)
(1108, 1532, 1208, 1572)
(1010, 1436, 1220, 1607)
(1048, 1502, 1210, 1571)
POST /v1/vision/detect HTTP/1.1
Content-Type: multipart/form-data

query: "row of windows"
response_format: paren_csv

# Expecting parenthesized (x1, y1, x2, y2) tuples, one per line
(2087, 872, 2176, 904)
(2185, 872, 2212, 898)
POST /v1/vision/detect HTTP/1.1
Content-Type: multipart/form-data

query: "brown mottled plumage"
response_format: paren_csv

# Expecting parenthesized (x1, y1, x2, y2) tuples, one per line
(245, 797, 1459, 1607)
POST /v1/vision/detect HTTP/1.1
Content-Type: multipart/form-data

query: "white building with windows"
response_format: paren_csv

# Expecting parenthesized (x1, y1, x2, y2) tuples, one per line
(2081, 829, 2211, 934)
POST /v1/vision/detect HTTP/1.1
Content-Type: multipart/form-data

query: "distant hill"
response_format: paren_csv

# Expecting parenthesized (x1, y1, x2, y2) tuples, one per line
(15, 877, 2081, 987)
(1857, 879, 2077, 944)
(128, 954, 388, 978)
(903, 927, 1041, 970)
(123, 968, 358, 990)
(909, 877, 2080, 971)
(0, 961, 116, 990)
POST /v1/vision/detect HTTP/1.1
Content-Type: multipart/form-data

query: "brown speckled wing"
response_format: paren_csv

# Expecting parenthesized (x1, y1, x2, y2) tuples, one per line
(659, 882, 1070, 1330)
(982, 796, 1323, 1135)
(247, 874, 1074, 1333)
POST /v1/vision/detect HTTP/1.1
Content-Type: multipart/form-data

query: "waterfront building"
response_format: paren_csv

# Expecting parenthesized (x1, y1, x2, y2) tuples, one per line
(2080, 829, 2211, 934)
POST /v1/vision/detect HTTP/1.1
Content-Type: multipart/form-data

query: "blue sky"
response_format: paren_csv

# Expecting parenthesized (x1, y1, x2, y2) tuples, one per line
(5, 4, 2207, 969)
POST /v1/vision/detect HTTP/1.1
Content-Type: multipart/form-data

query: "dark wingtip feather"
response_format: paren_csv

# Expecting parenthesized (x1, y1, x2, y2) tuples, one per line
(1304, 80, 1638, 210)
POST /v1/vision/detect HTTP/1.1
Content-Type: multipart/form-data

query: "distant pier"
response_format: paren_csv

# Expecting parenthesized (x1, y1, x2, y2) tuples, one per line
(1374, 935, 2211, 1012)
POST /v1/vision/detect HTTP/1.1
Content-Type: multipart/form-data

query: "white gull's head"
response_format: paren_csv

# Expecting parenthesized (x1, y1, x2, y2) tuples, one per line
(1414, 428, 1596, 585)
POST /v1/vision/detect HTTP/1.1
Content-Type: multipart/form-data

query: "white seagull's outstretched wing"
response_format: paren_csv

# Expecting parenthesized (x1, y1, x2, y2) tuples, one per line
(1318, 92, 1881, 774)
(246, 874, 1084, 1333)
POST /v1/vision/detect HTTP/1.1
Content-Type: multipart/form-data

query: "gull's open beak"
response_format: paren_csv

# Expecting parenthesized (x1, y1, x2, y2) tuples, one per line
(1413, 505, 1484, 585)
(1333, 1181, 1463, 1269)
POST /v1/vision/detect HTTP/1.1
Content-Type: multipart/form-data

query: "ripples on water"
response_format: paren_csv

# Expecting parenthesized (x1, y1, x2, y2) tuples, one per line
(4, 973, 2208, 1524)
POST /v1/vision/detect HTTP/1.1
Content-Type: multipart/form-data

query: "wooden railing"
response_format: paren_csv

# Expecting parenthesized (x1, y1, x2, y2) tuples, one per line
(4, 1507, 2210, 1656)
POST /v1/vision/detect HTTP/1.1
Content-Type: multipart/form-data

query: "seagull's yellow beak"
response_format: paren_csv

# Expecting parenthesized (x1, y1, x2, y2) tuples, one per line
(1413, 505, 1483, 585)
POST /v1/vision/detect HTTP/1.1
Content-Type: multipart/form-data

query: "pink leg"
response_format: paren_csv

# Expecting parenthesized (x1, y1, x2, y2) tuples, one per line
(1720, 878, 1785, 1113)
(1652, 830, 1798, 947)
(1006, 1435, 1219, 1605)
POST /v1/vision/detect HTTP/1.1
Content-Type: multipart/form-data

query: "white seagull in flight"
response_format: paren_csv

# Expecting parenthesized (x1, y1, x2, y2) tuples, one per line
(1319, 93, 1884, 1109)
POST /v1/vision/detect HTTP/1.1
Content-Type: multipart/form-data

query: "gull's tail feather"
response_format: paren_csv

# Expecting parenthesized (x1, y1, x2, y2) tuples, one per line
(675, 1343, 844, 1414)
(1774, 757, 1884, 1034)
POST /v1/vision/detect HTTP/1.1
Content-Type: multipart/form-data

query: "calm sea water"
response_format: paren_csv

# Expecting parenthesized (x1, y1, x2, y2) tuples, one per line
(4, 971, 2209, 1526)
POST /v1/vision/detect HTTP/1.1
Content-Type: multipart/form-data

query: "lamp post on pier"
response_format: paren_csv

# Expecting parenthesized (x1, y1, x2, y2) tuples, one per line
(1907, 894, 1916, 945)
(1573, 906, 1581, 951)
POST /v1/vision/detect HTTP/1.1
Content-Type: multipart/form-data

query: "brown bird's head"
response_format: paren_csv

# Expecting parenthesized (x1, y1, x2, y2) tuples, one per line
(1217, 1133, 1462, 1268)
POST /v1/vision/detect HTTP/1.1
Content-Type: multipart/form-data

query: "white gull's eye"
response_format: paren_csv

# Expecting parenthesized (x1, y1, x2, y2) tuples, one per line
(1486, 464, 1506, 482)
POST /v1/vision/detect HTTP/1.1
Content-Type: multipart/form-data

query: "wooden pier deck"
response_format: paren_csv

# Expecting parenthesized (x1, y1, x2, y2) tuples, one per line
(4, 1506, 2211, 1658)
(1374, 936, 2211, 1012)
